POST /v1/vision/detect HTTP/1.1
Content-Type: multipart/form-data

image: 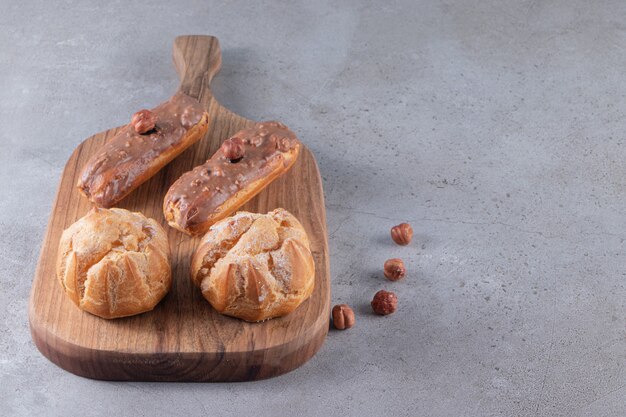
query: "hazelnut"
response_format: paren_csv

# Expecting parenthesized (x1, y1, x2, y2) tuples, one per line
(391, 222, 413, 245)
(131, 109, 157, 134)
(332, 304, 355, 330)
(371, 290, 397, 315)
(383, 258, 406, 281)
(222, 137, 245, 160)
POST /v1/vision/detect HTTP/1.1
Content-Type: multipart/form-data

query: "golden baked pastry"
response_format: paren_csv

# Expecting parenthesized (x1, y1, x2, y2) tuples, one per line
(78, 92, 210, 208)
(163, 121, 301, 235)
(191, 208, 315, 322)
(56, 208, 171, 319)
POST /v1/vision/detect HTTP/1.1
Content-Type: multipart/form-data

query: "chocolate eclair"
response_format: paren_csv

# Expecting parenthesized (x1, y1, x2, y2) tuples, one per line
(163, 121, 301, 235)
(77, 93, 209, 208)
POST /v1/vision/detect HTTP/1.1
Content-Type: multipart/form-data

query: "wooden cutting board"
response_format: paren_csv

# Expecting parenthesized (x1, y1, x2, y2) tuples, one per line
(28, 35, 330, 381)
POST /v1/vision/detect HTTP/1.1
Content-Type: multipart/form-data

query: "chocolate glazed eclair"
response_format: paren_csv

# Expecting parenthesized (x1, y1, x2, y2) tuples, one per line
(163, 121, 301, 235)
(77, 93, 209, 208)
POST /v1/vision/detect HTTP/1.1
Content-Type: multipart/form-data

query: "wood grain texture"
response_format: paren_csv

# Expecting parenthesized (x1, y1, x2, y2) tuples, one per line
(28, 35, 330, 382)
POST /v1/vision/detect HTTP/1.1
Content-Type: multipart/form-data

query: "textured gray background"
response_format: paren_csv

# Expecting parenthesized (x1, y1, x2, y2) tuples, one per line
(1, 1, 625, 416)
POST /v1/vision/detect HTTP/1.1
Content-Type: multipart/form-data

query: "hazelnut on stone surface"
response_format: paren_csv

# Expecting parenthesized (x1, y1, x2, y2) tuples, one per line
(222, 137, 245, 161)
(332, 304, 355, 330)
(384, 258, 406, 281)
(391, 222, 413, 245)
(371, 290, 398, 315)
(131, 109, 157, 134)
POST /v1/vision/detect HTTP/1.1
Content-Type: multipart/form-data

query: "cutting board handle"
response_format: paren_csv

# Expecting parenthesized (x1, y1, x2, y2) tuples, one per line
(173, 35, 222, 99)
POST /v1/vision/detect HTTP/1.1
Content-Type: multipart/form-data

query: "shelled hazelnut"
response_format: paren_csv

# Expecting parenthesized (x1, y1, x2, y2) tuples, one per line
(371, 290, 398, 315)
(391, 223, 413, 245)
(384, 258, 406, 281)
(332, 304, 355, 330)
(222, 137, 245, 161)
(131, 109, 157, 134)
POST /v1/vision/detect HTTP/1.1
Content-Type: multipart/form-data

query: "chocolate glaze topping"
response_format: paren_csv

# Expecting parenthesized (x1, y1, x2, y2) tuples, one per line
(78, 93, 206, 207)
(164, 121, 300, 231)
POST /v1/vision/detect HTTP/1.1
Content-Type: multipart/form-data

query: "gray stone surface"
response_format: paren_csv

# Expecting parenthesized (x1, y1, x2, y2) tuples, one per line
(1, 0, 624, 415)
